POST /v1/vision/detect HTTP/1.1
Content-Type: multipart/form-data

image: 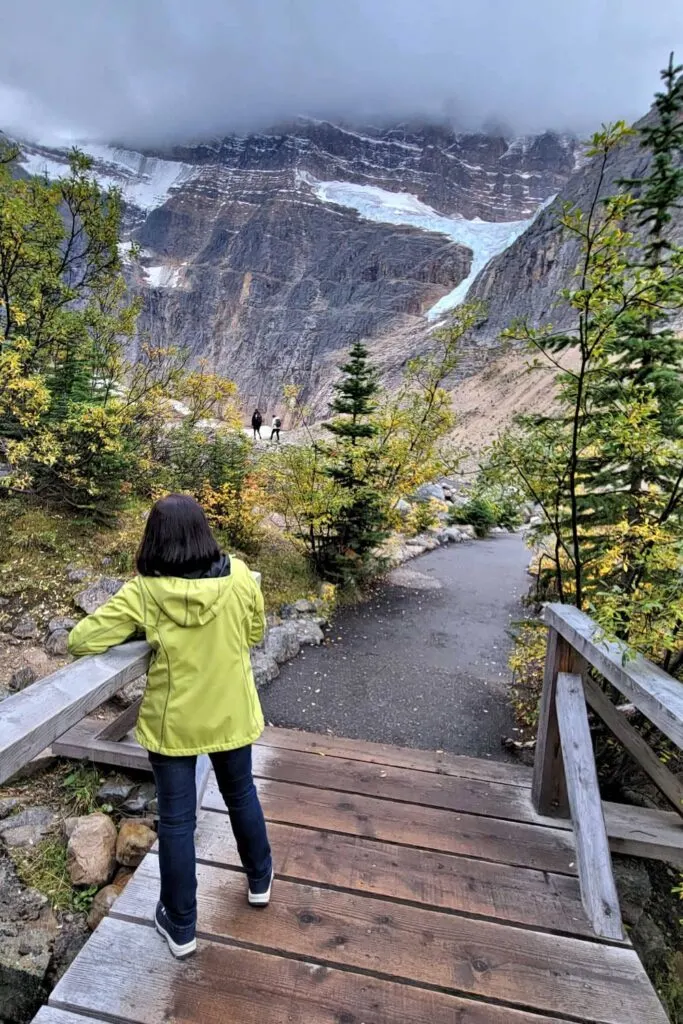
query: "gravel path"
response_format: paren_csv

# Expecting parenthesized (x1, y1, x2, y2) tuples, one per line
(260, 533, 531, 758)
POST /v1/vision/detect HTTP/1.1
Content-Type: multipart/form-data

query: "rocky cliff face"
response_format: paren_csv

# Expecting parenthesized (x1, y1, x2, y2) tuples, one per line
(467, 114, 683, 348)
(14, 122, 579, 415)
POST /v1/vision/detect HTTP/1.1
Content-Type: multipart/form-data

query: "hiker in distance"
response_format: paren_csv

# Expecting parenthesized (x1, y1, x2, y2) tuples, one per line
(270, 414, 281, 442)
(67, 493, 272, 960)
(251, 408, 262, 439)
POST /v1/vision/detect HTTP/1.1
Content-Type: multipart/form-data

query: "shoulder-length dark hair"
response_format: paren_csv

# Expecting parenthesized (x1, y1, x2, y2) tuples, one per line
(137, 494, 220, 577)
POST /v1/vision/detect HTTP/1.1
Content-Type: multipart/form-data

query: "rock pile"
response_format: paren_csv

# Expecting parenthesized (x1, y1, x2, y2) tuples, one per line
(251, 599, 327, 689)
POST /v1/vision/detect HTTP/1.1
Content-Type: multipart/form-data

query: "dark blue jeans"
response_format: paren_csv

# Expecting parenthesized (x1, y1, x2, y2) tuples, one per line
(149, 745, 272, 942)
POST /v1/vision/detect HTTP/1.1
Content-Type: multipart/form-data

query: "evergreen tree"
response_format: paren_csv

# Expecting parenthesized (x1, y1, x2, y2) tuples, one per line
(322, 342, 388, 579)
(325, 342, 380, 443)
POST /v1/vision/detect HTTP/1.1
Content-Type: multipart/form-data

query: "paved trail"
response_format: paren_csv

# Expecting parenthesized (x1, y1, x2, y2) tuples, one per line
(261, 533, 530, 757)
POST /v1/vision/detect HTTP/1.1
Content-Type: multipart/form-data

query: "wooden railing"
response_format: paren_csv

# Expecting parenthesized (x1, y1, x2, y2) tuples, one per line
(534, 603, 683, 941)
(0, 641, 152, 787)
(0, 572, 261, 802)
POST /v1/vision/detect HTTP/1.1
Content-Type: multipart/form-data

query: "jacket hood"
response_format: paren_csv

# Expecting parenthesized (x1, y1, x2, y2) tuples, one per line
(139, 555, 234, 627)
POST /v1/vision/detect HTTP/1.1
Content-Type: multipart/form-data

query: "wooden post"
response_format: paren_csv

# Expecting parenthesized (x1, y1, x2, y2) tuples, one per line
(532, 626, 586, 816)
(556, 672, 624, 940)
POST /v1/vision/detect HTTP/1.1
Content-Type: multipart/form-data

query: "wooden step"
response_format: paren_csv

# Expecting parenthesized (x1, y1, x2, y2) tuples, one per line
(32, 1011, 104, 1024)
(113, 856, 665, 1024)
(193, 811, 593, 937)
(250, 744, 538, 821)
(203, 777, 579, 875)
(257, 725, 533, 786)
(49, 915, 577, 1024)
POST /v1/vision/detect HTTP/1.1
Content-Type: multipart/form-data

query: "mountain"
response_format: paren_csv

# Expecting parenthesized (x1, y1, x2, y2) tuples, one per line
(467, 112, 683, 349)
(13, 121, 579, 415)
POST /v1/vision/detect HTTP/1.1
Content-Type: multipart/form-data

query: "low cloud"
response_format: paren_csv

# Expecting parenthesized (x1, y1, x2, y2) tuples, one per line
(1, 0, 682, 145)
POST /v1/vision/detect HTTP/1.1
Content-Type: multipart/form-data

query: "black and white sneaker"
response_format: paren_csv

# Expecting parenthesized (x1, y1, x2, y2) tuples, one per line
(154, 902, 197, 959)
(248, 870, 274, 907)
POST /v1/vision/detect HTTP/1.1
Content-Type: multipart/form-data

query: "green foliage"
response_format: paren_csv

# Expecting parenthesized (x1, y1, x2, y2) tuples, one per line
(12, 836, 98, 912)
(61, 764, 103, 815)
(405, 498, 443, 536)
(495, 63, 683, 668)
(267, 314, 472, 583)
(450, 496, 499, 537)
(0, 147, 239, 521)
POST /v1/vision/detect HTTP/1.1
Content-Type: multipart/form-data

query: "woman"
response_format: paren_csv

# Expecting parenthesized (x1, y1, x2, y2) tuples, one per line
(68, 494, 272, 960)
(251, 408, 262, 439)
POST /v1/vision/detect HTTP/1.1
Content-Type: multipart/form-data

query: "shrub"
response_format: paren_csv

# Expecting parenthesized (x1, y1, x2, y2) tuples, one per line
(405, 499, 443, 536)
(199, 480, 264, 556)
(449, 496, 499, 537)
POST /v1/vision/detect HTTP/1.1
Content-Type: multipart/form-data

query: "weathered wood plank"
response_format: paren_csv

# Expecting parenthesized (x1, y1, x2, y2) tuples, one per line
(545, 603, 683, 748)
(50, 915, 577, 1024)
(556, 673, 624, 941)
(114, 857, 665, 1024)
(601, 802, 683, 867)
(204, 777, 579, 874)
(257, 726, 534, 787)
(250, 745, 539, 823)
(96, 697, 143, 741)
(584, 675, 683, 817)
(193, 811, 594, 936)
(523, 787, 683, 867)
(0, 641, 151, 785)
(52, 717, 150, 772)
(532, 628, 586, 816)
(32, 1010, 106, 1024)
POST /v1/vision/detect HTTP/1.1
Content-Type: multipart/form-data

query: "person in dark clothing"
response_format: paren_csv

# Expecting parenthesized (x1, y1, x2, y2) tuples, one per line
(251, 409, 262, 439)
(270, 415, 281, 442)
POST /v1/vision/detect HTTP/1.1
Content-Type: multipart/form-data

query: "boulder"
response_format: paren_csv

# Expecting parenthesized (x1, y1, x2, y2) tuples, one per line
(74, 577, 124, 614)
(0, 797, 20, 819)
(67, 814, 117, 886)
(96, 778, 136, 808)
(632, 913, 669, 972)
(116, 821, 157, 868)
(281, 598, 317, 619)
(395, 498, 412, 516)
(612, 858, 652, 927)
(85, 889, 115, 931)
(45, 629, 69, 656)
(86, 883, 122, 931)
(291, 619, 324, 646)
(265, 624, 301, 665)
(0, 806, 57, 849)
(114, 674, 147, 707)
(9, 665, 37, 692)
(121, 782, 157, 816)
(456, 524, 477, 540)
(66, 567, 89, 583)
(414, 482, 446, 503)
(12, 615, 39, 640)
(47, 617, 77, 634)
(441, 526, 466, 544)
(251, 651, 280, 688)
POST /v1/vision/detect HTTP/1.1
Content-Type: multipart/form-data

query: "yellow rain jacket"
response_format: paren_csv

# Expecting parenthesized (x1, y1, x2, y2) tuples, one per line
(68, 557, 266, 756)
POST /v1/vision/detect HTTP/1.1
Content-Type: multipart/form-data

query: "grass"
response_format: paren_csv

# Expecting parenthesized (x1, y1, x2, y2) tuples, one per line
(251, 528, 319, 613)
(11, 835, 98, 913)
(0, 493, 328, 631)
(60, 764, 104, 815)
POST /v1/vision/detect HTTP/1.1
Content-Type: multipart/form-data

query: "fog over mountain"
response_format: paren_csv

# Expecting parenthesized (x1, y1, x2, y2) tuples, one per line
(1, 0, 682, 145)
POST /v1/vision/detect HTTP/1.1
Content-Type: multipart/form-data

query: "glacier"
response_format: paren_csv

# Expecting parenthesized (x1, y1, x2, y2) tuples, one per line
(18, 143, 196, 212)
(310, 179, 534, 318)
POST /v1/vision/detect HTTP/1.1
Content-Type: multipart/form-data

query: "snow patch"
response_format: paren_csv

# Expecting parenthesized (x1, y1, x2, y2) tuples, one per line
(18, 143, 196, 212)
(310, 179, 535, 318)
(145, 264, 183, 289)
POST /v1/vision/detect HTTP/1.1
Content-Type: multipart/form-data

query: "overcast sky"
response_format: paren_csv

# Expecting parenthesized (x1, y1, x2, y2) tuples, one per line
(1, 0, 682, 145)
